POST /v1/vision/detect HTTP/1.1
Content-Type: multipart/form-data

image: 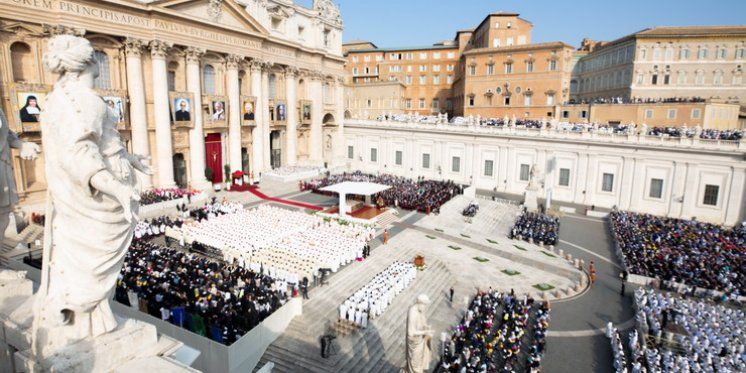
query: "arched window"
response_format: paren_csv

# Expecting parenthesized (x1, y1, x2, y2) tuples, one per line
(268, 74, 277, 99)
(10, 42, 33, 82)
(203, 64, 216, 95)
(93, 51, 111, 89)
(167, 61, 179, 92)
(695, 70, 706, 85)
(713, 70, 724, 85)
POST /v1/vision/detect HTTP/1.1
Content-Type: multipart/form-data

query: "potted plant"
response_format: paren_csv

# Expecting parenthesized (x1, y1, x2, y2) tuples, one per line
(223, 164, 231, 190)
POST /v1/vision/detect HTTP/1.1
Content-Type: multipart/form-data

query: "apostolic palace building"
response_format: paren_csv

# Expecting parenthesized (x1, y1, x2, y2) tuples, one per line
(0, 0, 346, 203)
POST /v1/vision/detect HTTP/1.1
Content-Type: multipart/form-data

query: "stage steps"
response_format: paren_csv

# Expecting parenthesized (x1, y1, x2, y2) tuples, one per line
(255, 248, 456, 372)
(375, 209, 400, 229)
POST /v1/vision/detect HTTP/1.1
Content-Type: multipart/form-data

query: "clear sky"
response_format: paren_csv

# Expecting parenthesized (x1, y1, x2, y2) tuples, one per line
(299, 0, 746, 48)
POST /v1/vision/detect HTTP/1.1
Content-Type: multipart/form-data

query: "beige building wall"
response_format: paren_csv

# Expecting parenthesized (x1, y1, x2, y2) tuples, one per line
(572, 26, 746, 104)
(343, 81, 405, 119)
(557, 102, 740, 129)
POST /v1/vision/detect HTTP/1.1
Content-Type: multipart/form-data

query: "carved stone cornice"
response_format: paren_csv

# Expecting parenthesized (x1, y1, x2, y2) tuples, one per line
(149, 40, 172, 59)
(124, 38, 146, 58)
(184, 47, 206, 64)
(225, 54, 244, 70)
(42, 24, 85, 37)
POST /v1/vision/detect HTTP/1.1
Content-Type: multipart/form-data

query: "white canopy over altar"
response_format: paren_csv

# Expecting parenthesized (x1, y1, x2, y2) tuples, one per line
(320, 181, 391, 216)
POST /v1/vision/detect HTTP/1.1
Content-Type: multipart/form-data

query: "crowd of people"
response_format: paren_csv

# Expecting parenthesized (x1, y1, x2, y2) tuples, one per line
(626, 288, 745, 372)
(439, 289, 550, 372)
(609, 211, 745, 296)
(566, 96, 707, 105)
(302, 171, 462, 213)
(338, 261, 416, 328)
(140, 187, 199, 206)
(116, 241, 287, 345)
(462, 201, 480, 218)
(182, 205, 375, 283)
(509, 211, 560, 246)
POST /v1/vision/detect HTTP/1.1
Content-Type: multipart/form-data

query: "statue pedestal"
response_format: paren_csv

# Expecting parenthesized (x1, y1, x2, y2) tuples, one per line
(524, 188, 539, 212)
(0, 270, 197, 373)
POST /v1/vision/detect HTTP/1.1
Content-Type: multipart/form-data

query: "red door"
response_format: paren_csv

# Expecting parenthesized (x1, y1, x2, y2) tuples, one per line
(205, 133, 223, 184)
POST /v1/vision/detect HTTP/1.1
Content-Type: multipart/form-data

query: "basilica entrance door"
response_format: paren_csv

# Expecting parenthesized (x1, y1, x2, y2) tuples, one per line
(205, 133, 223, 184)
(270, 130, 282, 169)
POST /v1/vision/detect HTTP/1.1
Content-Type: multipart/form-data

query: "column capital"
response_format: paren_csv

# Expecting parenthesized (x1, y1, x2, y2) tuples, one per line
(124, 37, 146, 58)
(303, 69, 324, 81)
(149, 40, 173, 59)
(284, 66, 300, 78)
(184, 46, 206, 64)
(226, 54, 245, 70)
(42, 24, 85, 37)
(249, 58, 266, 72)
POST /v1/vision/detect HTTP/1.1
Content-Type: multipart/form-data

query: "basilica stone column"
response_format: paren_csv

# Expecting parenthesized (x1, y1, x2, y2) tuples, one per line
(285, 67, 299, 166)
(150, 40, 176, 188)
(226, 54, 244, 175)
(334, 76, 346, 166)
(250, 60, 264, 174)
(261, 64, 272, 169)
(185, 47, 211, 189)
(309, 71, 324, 164)
(123, 38, 152, 189)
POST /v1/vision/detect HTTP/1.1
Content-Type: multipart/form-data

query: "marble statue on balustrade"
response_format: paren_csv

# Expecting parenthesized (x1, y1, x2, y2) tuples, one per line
(405, 294, 434, 373)
(0, 107, 40, 246)
(32, 34, 152, 358)
(524, 163, 543, 212)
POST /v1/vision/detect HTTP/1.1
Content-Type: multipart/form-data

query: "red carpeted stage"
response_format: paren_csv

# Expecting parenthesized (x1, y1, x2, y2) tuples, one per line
(322, 204, 389, 220)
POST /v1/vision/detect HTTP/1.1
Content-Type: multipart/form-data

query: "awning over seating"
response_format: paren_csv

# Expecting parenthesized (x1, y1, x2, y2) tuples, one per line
(319, 181, 391, 216)
(319, 181, 391, 196)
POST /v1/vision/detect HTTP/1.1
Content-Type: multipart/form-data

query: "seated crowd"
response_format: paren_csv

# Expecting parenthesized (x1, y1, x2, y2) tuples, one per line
(440, 289, 550, 372)
(509, 211, 559, 246)
(140, 187, 199, 206)
(134, 200, 243, 241)
(462, 201, 480, 218)
(301, 171, 462, 213)
(183, 205, 375, 283)
(339, 261, 416, 328)
(609, 211, 745, 296)
(627, 288, 745, 372)
(116, 241, 287, 345)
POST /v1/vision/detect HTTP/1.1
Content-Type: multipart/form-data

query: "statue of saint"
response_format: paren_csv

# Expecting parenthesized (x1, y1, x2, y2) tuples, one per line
(527, 163, 543, 191)
(32, 35, 151, 357)
(0, 108, 40, 246)
(405, 294, 434, 373)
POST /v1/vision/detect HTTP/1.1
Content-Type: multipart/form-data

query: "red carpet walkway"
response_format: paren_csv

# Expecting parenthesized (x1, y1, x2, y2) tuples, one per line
(247, 186, 324, 211)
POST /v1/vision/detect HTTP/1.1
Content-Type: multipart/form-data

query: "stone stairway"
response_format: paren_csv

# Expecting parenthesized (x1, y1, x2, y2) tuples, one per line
(255, 247, 456, 373)
(375, 209, 400, 229)
(1, 223, 44, 266)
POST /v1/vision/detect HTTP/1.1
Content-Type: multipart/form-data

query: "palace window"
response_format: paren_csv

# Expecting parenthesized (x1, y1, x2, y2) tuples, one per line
(469, 65, 476, 76)
(703, 184, 719, 206)
(698, 48, 708, 59)
(433, 75, 441, 85)
(677, 72, 687, 85)
(370, 148, 378, 162)
(519, 164, 530, 181)
(395, 151, 403, 165)
(469, 96, 475, 106)
(713, 70, 724, 85)
(526, 61, 534, 72)
(649, 178, 664, 199)
(645, 109, 654, 119)
(203, 64, 216, 95)
(419, 98, 425, 108)
(484, 160, 494, 177)
(347, 146, 354, 159)
(601, 173, 614, 192)
(422, 153, 431, 169)
(505, 63, 513, 74)
(695, 70, 706, 85)
(431, 99, 439, 109)
(446, 75, 453, 84)
(667, 109, 677, 119)
(405, 99, 412, 109)
(546, 94, 554, 106)
(524, 95, 532, 106)
(559, 168, 570, 187)
(451, 157, 461, 173)
(549, 60, 557, 71)
(691, 108, 701, 119)
(679, 48, 690, 60)
(419, 76, 426, 85)
(433, 65, 441, 72)
(93, 51, 112, 90)
(487, 64, 494, 75)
